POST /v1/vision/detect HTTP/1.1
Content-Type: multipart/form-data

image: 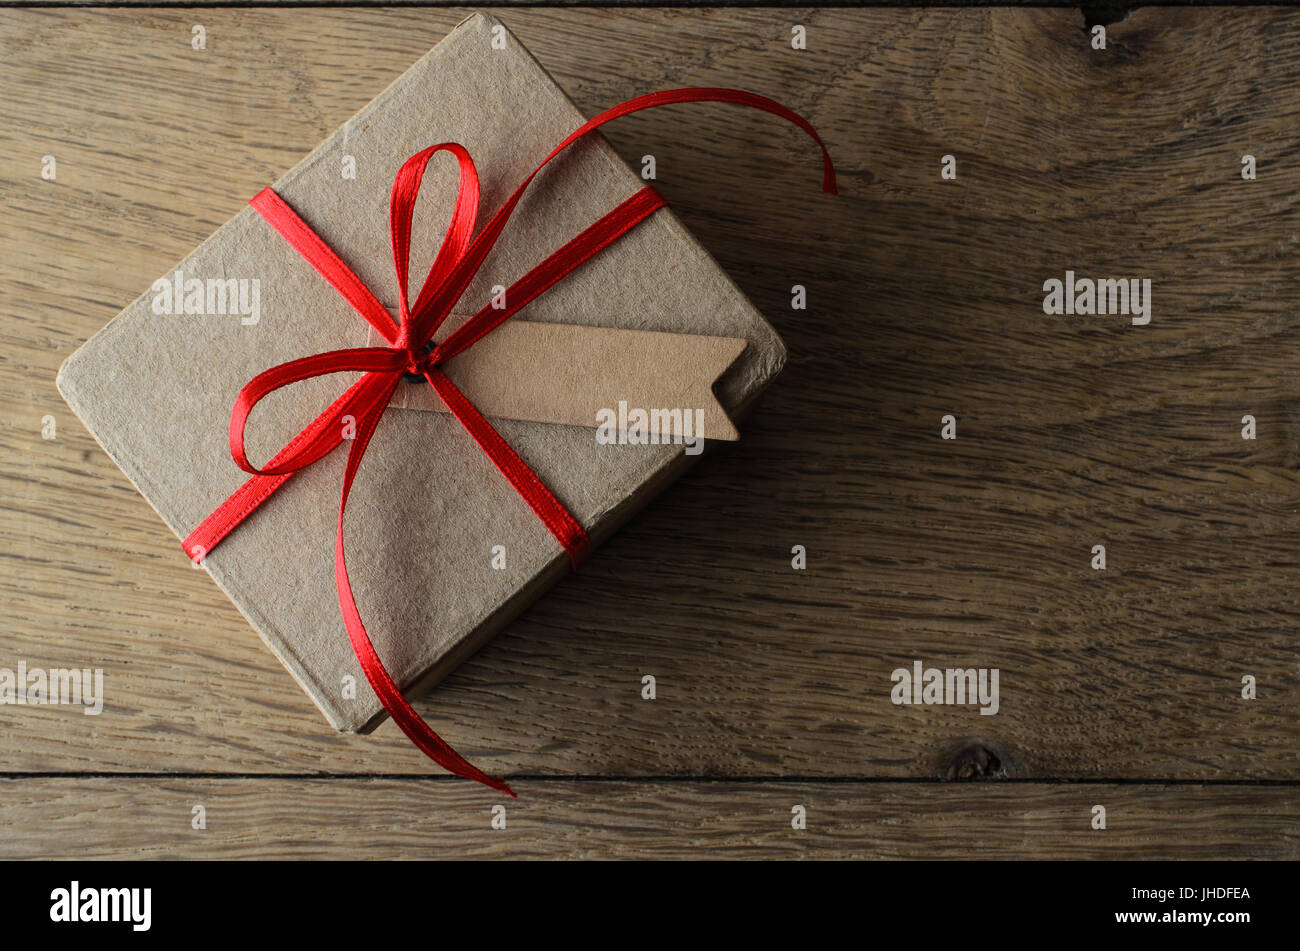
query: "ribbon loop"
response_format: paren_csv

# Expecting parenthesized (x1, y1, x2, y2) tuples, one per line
(389, 143, 481, 333)
(229, 348, 405, 477)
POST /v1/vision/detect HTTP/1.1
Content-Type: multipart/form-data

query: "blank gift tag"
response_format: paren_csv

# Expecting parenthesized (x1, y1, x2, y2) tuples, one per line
(367, 315, 746, 441)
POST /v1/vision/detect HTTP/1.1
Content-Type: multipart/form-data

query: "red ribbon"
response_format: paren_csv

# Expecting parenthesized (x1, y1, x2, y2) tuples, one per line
(183, 88, 836, 794)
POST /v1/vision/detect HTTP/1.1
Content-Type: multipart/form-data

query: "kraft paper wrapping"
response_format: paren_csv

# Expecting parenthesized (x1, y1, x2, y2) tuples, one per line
(56, 12, 787, 734)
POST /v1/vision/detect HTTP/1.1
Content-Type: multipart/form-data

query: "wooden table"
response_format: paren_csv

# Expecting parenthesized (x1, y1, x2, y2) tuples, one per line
(1, 4, 1297, 858)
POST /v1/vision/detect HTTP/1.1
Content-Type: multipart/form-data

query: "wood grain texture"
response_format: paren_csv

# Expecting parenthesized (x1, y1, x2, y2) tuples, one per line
(2, 778, 1295, 859)
(0, 4, 1298, 859)
(12, 1, 1068, 6)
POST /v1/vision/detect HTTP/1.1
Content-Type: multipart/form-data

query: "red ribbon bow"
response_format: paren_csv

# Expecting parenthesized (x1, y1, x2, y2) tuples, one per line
(182, 88, 836, 795)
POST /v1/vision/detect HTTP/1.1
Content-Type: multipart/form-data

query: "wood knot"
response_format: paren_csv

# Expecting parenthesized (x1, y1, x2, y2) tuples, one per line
(1080, 2, 1133, 29)
(944, 743, 1007, 781)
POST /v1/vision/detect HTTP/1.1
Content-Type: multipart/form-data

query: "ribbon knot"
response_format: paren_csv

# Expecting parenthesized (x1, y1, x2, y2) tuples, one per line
(403, 339, 441, 382)
(181, 88, 837, 795)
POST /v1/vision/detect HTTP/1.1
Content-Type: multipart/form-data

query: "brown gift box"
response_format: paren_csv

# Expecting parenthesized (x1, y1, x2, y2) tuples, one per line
(56, 13, 787, 736)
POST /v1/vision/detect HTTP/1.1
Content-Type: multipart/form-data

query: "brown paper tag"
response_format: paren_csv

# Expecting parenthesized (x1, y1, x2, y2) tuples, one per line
(366, 316, 747, 442)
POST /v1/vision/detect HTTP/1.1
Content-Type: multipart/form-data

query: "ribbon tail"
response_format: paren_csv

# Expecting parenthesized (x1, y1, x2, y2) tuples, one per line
(408, 86, 837, 342)
(335, 374, 516, 796)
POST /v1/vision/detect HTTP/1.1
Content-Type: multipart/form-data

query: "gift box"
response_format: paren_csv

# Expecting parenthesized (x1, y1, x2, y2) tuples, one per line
(56, 12, 832, 789)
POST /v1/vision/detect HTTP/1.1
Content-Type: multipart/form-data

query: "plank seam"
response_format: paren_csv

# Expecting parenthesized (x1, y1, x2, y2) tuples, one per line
(1, 773, 1297, 785)
(2, 1, 1298, 10)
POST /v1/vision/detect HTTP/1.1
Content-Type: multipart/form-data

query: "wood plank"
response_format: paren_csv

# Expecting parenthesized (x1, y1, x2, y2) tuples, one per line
(0, 7, 1296, 780)
(2, 777, 1294, 859)
(9, 1, 1066, 6)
